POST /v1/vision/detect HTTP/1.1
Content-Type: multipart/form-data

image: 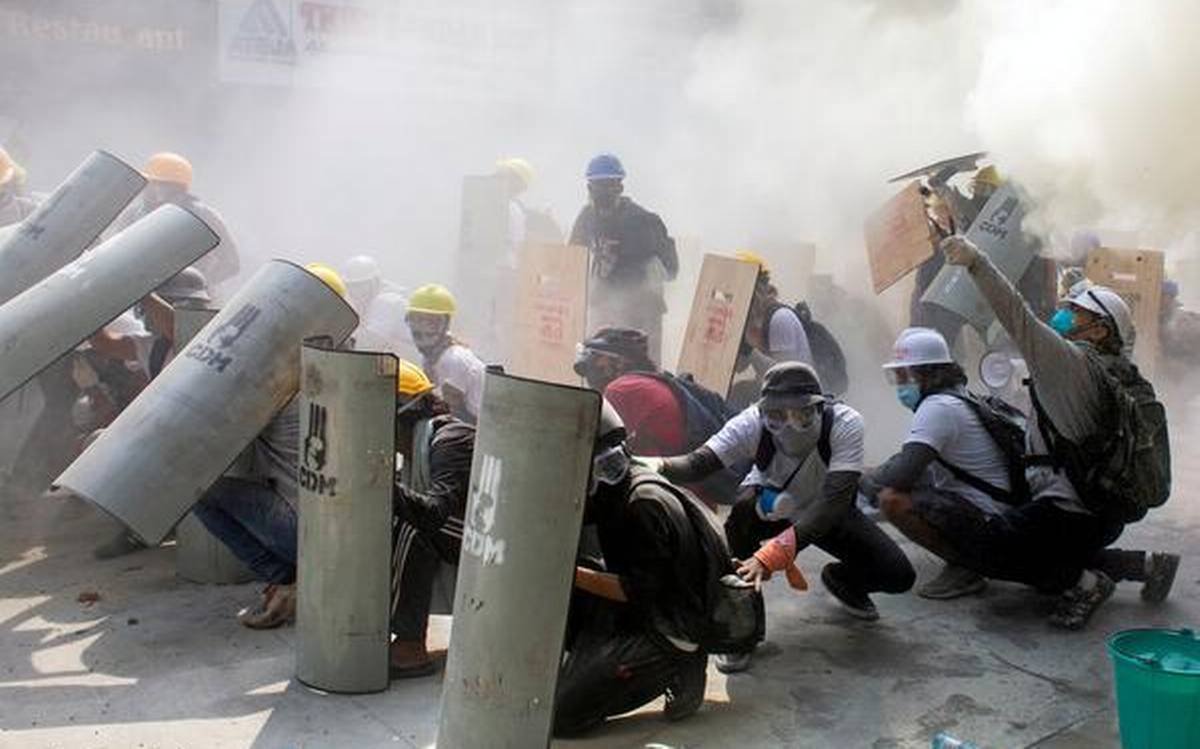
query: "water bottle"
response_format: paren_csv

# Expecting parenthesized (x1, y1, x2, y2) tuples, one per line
(932, 733, 979, 749)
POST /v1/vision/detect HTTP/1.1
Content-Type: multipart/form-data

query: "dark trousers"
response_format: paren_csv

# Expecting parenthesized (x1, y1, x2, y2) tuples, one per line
(725, 499, 915, 596)
(390, 514, 462, 640)
(938, 497, 1126, 593)
(554, 597, 703, 737)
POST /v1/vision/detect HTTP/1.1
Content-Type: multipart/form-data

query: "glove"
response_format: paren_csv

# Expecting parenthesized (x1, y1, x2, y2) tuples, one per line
(757, 487, 781, 517)
(632, 456, 665, 473)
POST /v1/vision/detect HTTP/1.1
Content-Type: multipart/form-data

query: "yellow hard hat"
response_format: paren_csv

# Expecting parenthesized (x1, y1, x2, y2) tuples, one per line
(0, 147, 15, 186)
(407, 284, 457, 316)
(396, 359, 434, 397)
(304, 262, 348, 298)
(496, 157, 534, 188)
(973, 165, 1002, 188)
(144, 152, 193, 189)
(734, 249, 769, 271)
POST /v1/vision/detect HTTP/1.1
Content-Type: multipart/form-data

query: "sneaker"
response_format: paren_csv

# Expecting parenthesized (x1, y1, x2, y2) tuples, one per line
(93, 531, 147, 559)
(239, 583, 296, 629)
(663, 654, 707, 721)
(917, 564, 987, 600)
(1141, 552, 1180, 603)
(1049, 571, 1115, 630)
(715, 651, 752, 674)
(821, 564, 879, 621)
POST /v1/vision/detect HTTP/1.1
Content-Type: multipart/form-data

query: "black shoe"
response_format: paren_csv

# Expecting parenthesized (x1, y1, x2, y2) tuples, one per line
(1142, 552, 1180, 603)
(821, 564, 879, 621)
(663, 654, 707, 721)
(1049, 571, 1115, 630)
(715, 650, 752, 674)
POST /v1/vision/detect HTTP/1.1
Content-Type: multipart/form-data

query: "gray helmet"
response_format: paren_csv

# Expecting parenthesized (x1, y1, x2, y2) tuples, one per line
(156, 267, 211, 306)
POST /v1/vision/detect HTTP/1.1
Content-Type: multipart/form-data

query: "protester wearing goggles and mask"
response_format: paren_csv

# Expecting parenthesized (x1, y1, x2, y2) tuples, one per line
(939, 236, 1179, 630)
(555, 400, 709, 736)
(403, 283, 486, 424)
(648, 362, 914, 671)
(863, 327, 1014, 600)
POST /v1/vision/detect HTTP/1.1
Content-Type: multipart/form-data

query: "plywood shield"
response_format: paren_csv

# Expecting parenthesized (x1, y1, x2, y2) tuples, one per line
(675, 253, 759, 396)
(508, 243, 588, 385)
(864, 181, 934, 294)
(1086, 248, 1164, 379)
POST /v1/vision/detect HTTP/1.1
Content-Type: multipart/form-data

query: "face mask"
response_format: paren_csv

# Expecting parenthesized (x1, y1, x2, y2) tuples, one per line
(896, 383, 922, 411)
(1049, 308, 1075, 337)
(411, 328, 446, 355)
(589, 445, 629, 495)
(764, 417, 821, 458)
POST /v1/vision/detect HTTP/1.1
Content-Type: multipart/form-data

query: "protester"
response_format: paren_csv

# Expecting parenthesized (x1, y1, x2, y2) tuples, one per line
(404, 283, 486, 423)
(116, 152, 240, 291)
(864, 327, 1015, 599)
(570, 153, 678, 363)
(553, 401, 709, 736)
(649, 362, 915, 671)
(736, 250, 814, 368)
(930, 235, 1179, 629)
(389, 361, 475, 677)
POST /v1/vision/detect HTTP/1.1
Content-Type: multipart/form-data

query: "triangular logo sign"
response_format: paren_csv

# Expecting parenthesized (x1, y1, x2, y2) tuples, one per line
(229, 0, 296, 64)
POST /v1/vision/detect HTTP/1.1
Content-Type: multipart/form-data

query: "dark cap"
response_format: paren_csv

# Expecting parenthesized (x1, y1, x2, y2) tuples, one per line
(574, 327, 654, 375)
(760, 362, 824, 409)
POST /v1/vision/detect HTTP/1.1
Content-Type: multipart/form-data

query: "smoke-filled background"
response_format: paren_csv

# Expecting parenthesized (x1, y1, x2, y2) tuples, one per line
(4, 0, 1199, 455)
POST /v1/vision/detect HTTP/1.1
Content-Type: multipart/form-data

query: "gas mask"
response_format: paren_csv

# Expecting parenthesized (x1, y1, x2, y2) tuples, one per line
(761, 404, 822, 458)
(589, 444, 630, 495)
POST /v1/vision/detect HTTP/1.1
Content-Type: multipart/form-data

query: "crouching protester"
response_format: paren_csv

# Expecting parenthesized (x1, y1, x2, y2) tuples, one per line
(388, 360, 476, 678)
(554, 402, 762, 736)
(865, 327, 1022, 600)
(648, 362, 915, 673)
(931, 236, 1179, 629)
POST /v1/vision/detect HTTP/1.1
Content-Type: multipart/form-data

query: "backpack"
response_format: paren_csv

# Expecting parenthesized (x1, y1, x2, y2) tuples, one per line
(629, 474, 765, 654)
(647, 371, 733, 451)
(765, 302, 849, 396)
(936, 391, 1031, 506)
(1030, 350, 1171, 523)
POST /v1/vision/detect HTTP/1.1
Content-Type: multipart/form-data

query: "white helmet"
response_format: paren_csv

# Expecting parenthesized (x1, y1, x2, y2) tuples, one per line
(884, 327, 954, 370)
(342, 254, 380, 284)
(1067, 284, 1135, 353)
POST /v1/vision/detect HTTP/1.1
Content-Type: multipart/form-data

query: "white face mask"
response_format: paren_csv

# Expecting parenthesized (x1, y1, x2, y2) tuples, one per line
(763, 416, 822, 458)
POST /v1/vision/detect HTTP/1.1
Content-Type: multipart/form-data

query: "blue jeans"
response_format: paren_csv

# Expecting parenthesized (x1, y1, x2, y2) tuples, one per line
(192, 477, 298, 585)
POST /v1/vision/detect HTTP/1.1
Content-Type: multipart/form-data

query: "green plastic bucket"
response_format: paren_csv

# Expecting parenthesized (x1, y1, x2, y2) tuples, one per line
(1107, 628, 1200, 749)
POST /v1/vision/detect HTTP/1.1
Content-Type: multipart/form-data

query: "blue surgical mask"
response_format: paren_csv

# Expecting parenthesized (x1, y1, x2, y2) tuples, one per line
(1049, 308, 1075, 337)
(896, 383, 922, 411)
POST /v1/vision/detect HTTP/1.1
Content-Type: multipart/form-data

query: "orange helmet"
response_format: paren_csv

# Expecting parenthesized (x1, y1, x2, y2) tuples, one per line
(144, 152, 193, 189)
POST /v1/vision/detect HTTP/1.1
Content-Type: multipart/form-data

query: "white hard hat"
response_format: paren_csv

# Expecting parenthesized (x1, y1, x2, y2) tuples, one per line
(1067, 284, 1135, 353)
(342, 254, 380, 284)
(884, 327, 954, 370)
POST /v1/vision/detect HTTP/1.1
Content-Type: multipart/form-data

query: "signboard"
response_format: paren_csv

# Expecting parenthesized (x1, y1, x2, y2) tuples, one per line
(1086, 248, 1164, 378)
(920, 183, 1033, 330)
(864, 181, 934, 294)
(508, 243, 588, 386)
(676, 253, 758, 397)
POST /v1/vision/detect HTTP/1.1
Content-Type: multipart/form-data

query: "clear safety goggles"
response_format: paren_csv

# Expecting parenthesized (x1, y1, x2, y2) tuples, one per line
(760, 404, 820, 432)
(590, 445, 630, 490)
(883, 367, 916, 386)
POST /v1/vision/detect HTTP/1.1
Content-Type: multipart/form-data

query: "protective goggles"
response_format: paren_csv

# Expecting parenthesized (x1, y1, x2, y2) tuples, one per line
(760, 404, 820, 432)
(590, 445, 630, 490)
(883, 367, 917, 386)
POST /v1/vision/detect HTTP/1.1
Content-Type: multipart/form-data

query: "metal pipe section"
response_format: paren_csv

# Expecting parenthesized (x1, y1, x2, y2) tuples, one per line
(295, 344, 397, 694)
(0, 204, 219, 401)
(0, 150, 145, 306)
(171, 307, 255, 585)
(438, 372, 599, 749)
(55, 260, 358, 545)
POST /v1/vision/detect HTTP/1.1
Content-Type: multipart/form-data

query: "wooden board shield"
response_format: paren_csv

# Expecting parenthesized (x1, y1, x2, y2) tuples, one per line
(676, 253, 759, 397)
(1086, 248, 1164, 378)
(508, 243, 588, 386)
(865, 181, 935, 294)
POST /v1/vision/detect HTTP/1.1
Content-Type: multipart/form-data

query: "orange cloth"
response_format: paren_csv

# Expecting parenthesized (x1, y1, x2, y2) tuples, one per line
(752, 527, 808, 591)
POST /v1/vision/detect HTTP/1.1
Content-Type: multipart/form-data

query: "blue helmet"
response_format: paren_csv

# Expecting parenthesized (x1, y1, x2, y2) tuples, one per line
(585, 153, 626, 181)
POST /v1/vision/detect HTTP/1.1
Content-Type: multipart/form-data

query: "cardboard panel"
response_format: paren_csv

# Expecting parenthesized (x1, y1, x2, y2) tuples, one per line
(508, 243, 589, 386)
(676, 253, 759, 397)
(1086, 248, 1164, 378)
(864, 181, 934, 294)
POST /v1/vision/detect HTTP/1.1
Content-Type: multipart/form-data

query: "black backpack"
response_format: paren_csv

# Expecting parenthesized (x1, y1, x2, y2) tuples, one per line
(765, 302, 849, 396)
(647, 371, 744, 502)
(1030, 349, 1171, 523)
(936, 391, 1031, 506)
(629, 474, 765, 654)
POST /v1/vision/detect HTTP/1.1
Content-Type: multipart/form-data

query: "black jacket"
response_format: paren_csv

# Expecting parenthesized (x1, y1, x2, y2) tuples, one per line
(569, 197, 678, 285)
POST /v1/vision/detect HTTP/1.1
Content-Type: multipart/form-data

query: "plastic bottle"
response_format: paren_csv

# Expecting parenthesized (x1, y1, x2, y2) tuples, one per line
(932, 733, 979, 749)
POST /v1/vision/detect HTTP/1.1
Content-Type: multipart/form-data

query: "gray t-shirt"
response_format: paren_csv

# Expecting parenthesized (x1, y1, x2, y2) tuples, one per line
(249, 398, 300, 506)
(905, 391, 1010, 514)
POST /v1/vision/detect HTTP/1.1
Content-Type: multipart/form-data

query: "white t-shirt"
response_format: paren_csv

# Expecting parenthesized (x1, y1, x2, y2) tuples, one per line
(705, 402, 864, 522)
(767, 307, 814, 366)
(905, 392, 1011, 514)
(427, 343, 485, 421)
